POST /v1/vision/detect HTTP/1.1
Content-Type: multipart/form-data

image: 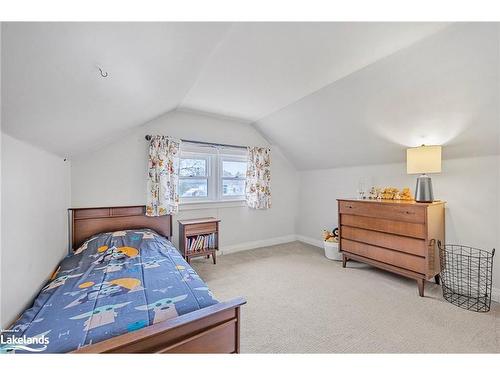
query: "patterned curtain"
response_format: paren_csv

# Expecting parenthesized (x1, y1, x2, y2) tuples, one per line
(245, 147, 272, 209)
(146, 136, 181, 217)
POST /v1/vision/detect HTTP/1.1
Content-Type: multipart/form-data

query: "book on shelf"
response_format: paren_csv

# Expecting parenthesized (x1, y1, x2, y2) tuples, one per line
(187, 233, 216, 252)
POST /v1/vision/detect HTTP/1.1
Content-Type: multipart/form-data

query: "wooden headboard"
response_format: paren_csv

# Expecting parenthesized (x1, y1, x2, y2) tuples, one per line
(68, 206, 172, 251)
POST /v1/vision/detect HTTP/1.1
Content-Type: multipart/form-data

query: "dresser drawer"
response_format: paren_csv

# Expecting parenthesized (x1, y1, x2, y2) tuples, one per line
(341, 226, 427, 257)
(342, 239, 426, 274)
(184, 222, 217, 236)
(339, 201, 425, 223)
(340, 214, 426, 239)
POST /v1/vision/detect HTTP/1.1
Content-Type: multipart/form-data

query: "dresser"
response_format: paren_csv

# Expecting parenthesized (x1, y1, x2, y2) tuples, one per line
(337, 199, 445, 297)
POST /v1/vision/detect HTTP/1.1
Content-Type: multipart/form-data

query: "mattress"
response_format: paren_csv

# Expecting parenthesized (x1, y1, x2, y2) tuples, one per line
(1, 229, 218, 353)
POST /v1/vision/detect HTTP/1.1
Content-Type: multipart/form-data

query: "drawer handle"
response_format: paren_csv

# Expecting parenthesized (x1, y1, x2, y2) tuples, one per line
(403, 210, 415, 215)
(346, 205, 353, 209)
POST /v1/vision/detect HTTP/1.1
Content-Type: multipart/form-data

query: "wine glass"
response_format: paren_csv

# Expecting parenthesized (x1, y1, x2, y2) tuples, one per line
(357, 181, 366, 200)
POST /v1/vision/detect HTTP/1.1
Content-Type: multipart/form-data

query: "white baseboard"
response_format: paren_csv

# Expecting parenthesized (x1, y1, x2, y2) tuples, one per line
(295, 235, 324, 249)
(219, 234, 297, 255)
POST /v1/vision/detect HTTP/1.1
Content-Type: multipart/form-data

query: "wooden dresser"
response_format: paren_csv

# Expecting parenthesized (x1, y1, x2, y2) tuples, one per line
(337, 199, 445, 296)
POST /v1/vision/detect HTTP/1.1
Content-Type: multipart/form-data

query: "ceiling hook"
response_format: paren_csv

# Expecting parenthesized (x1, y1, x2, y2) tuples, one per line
(98, 66, 108, 78)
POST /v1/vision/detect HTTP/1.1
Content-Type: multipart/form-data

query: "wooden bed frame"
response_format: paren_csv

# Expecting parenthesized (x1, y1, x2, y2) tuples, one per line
(67, 205, 246, 354)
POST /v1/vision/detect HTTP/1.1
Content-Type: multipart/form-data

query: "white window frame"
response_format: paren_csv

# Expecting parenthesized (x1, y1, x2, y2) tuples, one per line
(178, 146, 247, 205)
(218, 154, 247, 201)
(178, 152, 215, 203)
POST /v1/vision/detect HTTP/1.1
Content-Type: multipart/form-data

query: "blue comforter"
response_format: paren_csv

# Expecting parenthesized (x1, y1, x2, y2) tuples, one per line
(1, 229, 218, 353)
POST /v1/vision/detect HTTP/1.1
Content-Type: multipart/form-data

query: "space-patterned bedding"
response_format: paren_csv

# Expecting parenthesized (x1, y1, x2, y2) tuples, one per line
(1, 229, 218, 354)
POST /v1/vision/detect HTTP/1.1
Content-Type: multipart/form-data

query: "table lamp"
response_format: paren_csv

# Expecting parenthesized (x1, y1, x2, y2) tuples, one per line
(406, 145, 441, 202)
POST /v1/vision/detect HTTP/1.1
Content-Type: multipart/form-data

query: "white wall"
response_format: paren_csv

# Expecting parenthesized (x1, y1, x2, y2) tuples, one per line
(296, 155, 500, 297)
(1, 134, 71, 328)
(71, 110, 299, 250)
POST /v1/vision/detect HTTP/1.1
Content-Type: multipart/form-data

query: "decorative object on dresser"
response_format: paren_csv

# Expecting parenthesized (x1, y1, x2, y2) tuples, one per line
(338, 199, 445, 297)
(368, 186, 413, 201)
(407, 145, 442, 203)
(179, 217, 220, 264)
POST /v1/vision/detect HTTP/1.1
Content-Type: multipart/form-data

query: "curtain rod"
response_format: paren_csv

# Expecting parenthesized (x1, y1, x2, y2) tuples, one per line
(144, 135, 247, 150)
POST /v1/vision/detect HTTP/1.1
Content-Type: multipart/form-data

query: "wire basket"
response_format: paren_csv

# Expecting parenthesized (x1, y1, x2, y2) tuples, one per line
(438, 241, 495, 312)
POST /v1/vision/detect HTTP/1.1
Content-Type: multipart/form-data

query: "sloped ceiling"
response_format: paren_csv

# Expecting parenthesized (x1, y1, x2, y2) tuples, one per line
(255, 23, 500, 170)
(2, 22, 448, 159)
(181, 22, 448, 121)
(3, 22, 497, 169)
(1, 22, 231, 156)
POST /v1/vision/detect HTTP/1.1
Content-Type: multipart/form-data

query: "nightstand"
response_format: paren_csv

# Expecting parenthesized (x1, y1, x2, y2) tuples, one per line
(178, 217, 220, 264)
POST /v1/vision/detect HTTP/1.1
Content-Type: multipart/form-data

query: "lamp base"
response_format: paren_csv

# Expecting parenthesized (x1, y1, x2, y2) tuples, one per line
(414, 174, 434, 203)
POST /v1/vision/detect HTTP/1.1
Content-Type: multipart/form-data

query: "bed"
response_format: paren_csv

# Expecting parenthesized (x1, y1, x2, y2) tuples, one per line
(2, 206, 245, 354)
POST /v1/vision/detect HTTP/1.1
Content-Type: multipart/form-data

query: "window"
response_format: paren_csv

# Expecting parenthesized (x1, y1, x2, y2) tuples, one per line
(221, 158, 247, 199)
(179, 147, 247, 204)
(179, 157, 209, 198)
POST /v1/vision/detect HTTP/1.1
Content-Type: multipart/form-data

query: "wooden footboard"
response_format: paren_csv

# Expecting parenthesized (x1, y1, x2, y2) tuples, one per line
(72, 297, 246, 353)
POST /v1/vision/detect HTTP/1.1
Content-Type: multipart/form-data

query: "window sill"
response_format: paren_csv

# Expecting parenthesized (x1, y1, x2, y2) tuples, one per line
(179, 200, 246, 211)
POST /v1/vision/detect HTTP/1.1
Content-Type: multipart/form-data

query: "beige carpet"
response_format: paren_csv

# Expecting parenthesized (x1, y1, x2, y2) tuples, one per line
(191, 241, 500, 353)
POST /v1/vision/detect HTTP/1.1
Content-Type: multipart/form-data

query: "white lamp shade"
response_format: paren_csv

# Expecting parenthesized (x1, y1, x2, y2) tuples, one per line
(406, 145, 442, 174)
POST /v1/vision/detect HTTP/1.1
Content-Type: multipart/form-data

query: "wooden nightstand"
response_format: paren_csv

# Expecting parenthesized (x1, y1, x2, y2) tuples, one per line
(178, 217, 220, 264)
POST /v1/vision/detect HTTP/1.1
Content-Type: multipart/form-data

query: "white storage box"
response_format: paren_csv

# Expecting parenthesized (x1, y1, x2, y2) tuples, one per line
(324, 241, 341, 261)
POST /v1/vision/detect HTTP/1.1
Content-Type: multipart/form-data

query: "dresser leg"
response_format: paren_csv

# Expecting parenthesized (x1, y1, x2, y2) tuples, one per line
(434, 274, 440, 285)
(417, 279, 425, 297)
(342, 254, 347, 268)
(212, 251, 217, 265)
